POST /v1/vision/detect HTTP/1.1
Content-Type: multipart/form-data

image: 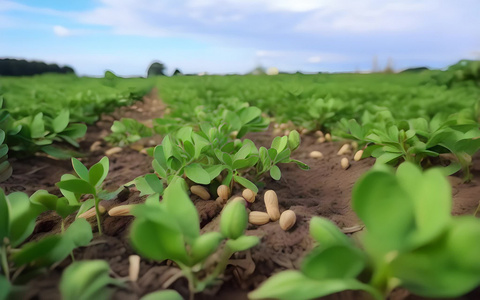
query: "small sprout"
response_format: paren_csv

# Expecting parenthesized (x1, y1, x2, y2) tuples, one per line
(341, 157, 350, 170)
(220, 200, 248, 239)
(249, 211, 271, 225)
(217, 185, 230, 200)
(129, 255, 141, 282)
(354, 150, 364, 161)
(105, 147, 122, 156)
(108, 204, 135, 217)
(78, 204, 106, 219)
(337, 144, 352, 156)
(190, 185, 210, 200)
(279, 210, 296, 231)
(325, 133, 332, 142)
(242, 188, 256, 203)
(309, 151, 324, 159)
(264, 190, 280, 221)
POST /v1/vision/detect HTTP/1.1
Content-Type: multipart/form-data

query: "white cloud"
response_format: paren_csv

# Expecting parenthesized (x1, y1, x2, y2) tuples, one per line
(53, 25, 71, 37)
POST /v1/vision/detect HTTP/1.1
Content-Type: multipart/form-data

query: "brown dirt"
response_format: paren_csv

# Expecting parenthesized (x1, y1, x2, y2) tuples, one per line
(2, 90, 480, 300)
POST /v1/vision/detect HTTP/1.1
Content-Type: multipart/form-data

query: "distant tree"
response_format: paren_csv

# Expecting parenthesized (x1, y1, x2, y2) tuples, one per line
(0, 58, 75, 76)
(248, 65, 266, 75)
(147, 61, 167, 77)
(172, 68, 183, 76)
(384, 57, 395, 73)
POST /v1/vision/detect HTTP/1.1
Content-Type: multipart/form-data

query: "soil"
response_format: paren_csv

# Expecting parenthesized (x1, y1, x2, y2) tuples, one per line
(2, 89, 480, 300)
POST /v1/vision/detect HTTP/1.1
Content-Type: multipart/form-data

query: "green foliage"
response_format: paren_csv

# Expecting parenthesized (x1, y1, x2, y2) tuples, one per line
(60, 260, 124, 300)
(339, 112, 480, 180)
(105, 118, 153, 146)
(250, 162, 480, 299)
(130, 179, 259, 298)
(0, 129, 12, 182)
(56, 157, 120, 234)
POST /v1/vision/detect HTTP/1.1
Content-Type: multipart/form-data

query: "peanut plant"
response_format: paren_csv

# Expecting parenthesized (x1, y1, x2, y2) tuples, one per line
(250, 162, 480, 300)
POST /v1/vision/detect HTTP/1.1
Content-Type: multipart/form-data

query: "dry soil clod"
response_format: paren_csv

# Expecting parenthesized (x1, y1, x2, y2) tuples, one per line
(264, 190, 280, 221)
(309, 151, 324, 159)
(108, 205, 134, 217)
(341, 157, 350, 170)
(249, 211, 271, 225)
(242, 189, 256, 203)
(129, 255, 141, 282)
(337, 144, 351, 156)
(217, 185, 230, 200)
(354, 150, 364, 161)
(190, 185, 210, 200)
(78, 204, 106, 219)
(105, 147, 122, 156)
(279, 210, 296, 231)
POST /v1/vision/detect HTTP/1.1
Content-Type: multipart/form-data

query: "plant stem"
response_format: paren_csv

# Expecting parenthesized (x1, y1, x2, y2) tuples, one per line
(197, 244, 234, 292)
(1, 245, 10, 281)
(61, 219, 65, 233)
(94, 196, 102, 235)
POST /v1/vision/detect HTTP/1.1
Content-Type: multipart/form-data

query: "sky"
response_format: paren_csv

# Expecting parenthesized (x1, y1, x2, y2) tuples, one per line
(0, 0, 479, 76)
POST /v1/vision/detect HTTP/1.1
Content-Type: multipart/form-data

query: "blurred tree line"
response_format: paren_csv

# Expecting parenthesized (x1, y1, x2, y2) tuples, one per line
(0, 58, 75, 76)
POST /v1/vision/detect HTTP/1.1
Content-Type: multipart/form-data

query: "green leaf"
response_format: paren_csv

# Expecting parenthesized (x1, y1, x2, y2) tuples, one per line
(141, 290, 183, 300)
(52, 109, 70, 133)
(8, 192, 43, 247)
(60, 260, 122, 300)
(232, 156, 259, 170)
(204, 165, 226, 181)
(71, 158, 89, 181)
(191, 232, 224, 263)
(13, 218, 92, 268)
(309, 217, 352, 248)
(271, 136, 288, 152)
(269, 165, 281, 180)
(75, 198, 95, 219)
(301, 245, 365, 280)
(30, 190, 58, 211)
(41, 145, 75, 159)
(233, 175, 258, 193)
(130, 217, 189, 264)
(290, 159, 310, 170)
(185, 163, 211, 185)
(288, 130, 301, 151)
(226, 235, 259, 252)
(96, 156, 109, 186)
(0, 190, 9, 246)
(396, 163, 452, 247)
(31, 113, 45, 138)
(352, 170, 415, 254)
(249, 271, 379, 300)
(234, 144, 252, 161)
(57, 179, 95, 195)
(220, 200, 248, 240)
(163, 178, 200, 242)
(88, 163, 104, 187)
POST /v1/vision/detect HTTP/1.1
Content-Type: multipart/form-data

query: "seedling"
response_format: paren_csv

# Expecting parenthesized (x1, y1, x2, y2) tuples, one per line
(60, 260, 124, 300)
(340, 112, 480, 180)
(0, 130, 11, 182)
(0, 188, 92, 298)
(105, 118, 153, 146)
(250, 162, 480, 299)
(57, 157, 120, 235)
(130, 178, 259, 300)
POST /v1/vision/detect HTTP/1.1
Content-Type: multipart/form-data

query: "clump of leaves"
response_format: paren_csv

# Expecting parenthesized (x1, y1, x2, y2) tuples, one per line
(0, 189, 92, 298)
(105, 118, 153, 146)
(60, 260, 124, 300)
(340, 112, 480, 181)
(141, 125, 307, 198)
(0, 129, 12, 182)
(250, 162, 480, 300)
(130, 178, 259, 300)
(57, 157, 122, 234)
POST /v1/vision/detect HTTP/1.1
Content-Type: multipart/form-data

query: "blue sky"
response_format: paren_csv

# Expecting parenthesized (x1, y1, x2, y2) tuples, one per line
(1, 0, 479, 76)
